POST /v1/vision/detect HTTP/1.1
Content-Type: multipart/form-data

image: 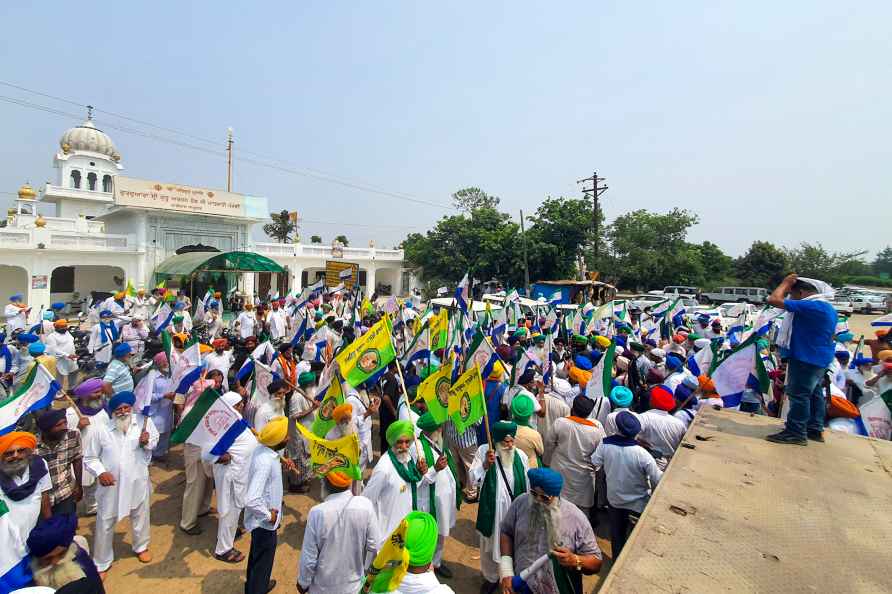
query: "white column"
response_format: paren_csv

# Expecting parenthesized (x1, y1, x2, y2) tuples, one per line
(394, 269, 403, 296)
(243, 272, 255, 303)
(290, 264, 303, 293)
(366, 267, 377, 295)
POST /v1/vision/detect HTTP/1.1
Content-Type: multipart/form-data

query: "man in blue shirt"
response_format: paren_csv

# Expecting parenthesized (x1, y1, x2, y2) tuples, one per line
(765, 274, 837, 446)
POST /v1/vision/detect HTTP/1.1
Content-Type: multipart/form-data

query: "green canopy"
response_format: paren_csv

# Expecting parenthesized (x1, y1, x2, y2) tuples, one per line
(154, 251, 285, 277)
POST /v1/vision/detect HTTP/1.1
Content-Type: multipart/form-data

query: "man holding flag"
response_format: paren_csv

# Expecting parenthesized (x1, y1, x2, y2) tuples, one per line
(83, 391, 158, 576)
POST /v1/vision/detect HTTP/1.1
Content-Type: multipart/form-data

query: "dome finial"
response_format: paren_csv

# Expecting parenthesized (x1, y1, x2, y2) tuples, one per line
(86, 105, 94, 121)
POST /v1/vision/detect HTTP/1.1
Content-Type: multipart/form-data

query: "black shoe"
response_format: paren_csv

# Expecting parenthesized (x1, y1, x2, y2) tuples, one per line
(765, 431, 807, 446)
(807, 430, 825, 443)
(435, 563, 453, 579)
(266, 580, 277, 593)
(179, 524, 202, 536)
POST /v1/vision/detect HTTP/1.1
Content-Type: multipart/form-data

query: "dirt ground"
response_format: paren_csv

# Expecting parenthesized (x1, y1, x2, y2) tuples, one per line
(76, 313, 883, 593)
(83, 443, 612, 594)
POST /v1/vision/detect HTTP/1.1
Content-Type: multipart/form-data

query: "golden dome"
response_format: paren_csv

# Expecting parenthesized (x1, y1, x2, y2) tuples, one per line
(17, 183, 37, 200)
(34, 214, 47, 228)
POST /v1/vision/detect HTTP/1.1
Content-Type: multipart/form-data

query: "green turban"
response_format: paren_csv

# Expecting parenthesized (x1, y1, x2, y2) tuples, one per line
(510, 395, 534, 424)
(513, 327, 529, 339)
(172, 314, 184, 324)
(572, 334, 588, 346)
(386, 420, 415, 446)
(298, 371, 316, 387)
(405, 511, 438, 566)
(416, 412, 441, 433)
(490, 421, 517, 443)
(419, 365, 438, 381)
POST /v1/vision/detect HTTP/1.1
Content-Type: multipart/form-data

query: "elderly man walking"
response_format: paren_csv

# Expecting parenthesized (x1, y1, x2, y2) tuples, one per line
(469, 421, 530, 593)
(498, 467, 603, 594)
(84, 391, 158, 576)
(0, 431, 52, 591)
(765, 274, 838, 445)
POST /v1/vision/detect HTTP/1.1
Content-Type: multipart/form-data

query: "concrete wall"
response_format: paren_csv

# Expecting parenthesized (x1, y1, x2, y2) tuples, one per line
(0, 265, 28, 302)
(50, 265, 125, 304)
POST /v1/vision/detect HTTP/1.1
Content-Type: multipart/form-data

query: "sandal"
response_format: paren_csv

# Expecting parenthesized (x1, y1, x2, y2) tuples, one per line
(214, 549, 245, 564)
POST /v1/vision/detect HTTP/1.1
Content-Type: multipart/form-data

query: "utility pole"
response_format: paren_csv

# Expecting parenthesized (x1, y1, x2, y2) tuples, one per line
(520, 209, 530, 295)
(577, 171, 608, 277)
(226, 127, 234, 192)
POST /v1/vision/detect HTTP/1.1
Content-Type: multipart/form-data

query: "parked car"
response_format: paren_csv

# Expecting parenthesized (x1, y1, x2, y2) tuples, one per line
(661, 285, 701, 299)
(630, 294, 669, 310)
(851, 295, 886, 314)
(830, 297, 854, 315)
(701, 286, 768, 305)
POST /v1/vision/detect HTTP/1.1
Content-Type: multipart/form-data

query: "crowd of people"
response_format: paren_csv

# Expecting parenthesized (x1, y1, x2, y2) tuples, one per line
(1, 273, 891, 594)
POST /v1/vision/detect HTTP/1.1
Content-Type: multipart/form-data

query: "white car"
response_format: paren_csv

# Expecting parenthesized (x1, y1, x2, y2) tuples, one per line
(830, 298, 854, 315)
(851, 295, 885, 314)
(630, 294, 669, 310)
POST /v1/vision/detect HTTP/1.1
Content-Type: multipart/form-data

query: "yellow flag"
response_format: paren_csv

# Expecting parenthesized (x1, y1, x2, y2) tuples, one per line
(155, 279, 166, 289)
(428, 309, 448, 350)
(447, 365, 485, 435)
(361, 518, 409, 593)
(295, 422, 361, 480)
(126, 279, 137, 297)
(417, 357, 453, 423)
(335, 316, 396, 387)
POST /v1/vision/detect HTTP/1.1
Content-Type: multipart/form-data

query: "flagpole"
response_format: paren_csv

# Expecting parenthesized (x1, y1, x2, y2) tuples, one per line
(386, 314, 423, 458)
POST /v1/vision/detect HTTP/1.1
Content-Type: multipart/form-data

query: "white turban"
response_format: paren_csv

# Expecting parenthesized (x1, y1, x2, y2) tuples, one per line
(222, 391, 242, 408)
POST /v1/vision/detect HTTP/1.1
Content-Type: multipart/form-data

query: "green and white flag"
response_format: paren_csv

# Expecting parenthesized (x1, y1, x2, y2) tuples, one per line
(585, 341, 615, 401)
(0, 363, 60, 435)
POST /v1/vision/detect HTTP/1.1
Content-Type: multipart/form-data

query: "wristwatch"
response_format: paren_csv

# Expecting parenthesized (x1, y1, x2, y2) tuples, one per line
(575, 554, 581, 571)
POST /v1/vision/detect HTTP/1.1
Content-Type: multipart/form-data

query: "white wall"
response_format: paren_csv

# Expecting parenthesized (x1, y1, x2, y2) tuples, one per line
(53, 265, 125, 302)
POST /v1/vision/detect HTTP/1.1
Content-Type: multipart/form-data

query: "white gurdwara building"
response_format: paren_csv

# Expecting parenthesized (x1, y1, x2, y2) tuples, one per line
(1, 113, 412, 315)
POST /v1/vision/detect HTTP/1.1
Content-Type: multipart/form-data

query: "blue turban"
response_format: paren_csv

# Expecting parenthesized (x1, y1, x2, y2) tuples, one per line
(527, 467, 563, 497)
(674, 383, 696, 405)
(209, 300, 219, 308)
(404, 374, 421, 389)
(174, 302, 186, 310)
(108, 391, 136, 412)
(99, 309, 113, 318)
(697, 313, 711, 324)
(113, 343, 132, 358)
(26, 513, 78, 558)
(834, 350, 851, 361)
(51, 302, 65, 310)
(836, 331, 854, 343)
(609, 385, 633, 408)
(28, 342, 46, 356)
(0, 332, 5, 344)
(615, 335, 628, 348)
(645, 338, 658, 348)
(665, 353, 684, 371)
(573, 354, 593, 371)
(36, 408, 66, 432)
(17, 332, 38, 344)
(682, 374, 700, 390)
(852, 355, 875, 367)
(9, 293, 22, 302)
(615, 410, 641, 438)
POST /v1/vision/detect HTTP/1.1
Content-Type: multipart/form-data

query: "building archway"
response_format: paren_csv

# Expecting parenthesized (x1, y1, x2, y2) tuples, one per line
(0, 265, 29, 304)
(51, 265, 126, 312)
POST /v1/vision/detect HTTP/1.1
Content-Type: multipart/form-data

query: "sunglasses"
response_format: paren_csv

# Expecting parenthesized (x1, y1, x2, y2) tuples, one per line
(531, 489, 554, 504)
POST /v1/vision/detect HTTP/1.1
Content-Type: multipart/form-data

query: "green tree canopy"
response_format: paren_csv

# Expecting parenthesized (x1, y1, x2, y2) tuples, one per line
(452, 187, 501, 212)
(334, 234, 349, 246)
(262, 210, 297, 243)
(526, 196, 603, 281)
(873, 246, 892, 276)
(734, 241, 788, 288)
(310, 235, 322, 244)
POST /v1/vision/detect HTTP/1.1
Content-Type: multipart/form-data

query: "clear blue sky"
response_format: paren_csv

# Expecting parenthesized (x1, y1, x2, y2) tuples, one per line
(1, 1, 889, 257)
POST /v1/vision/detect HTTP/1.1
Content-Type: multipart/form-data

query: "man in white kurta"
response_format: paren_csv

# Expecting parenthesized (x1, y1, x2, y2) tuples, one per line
(44, 319, 79, 389)
(266, 301, 289, 342)
(204, 392, 258, 561)
(3, 294, 29, 333)
(83, 391, 158, 574)
(411, 413, 458, 579)
(363, 420, 436, 546)
(297, 471, 380, 594)
(469, 421, 530, 588)
(235, 305, 257, 340)
(87, 311, 119, 367)
(204, 340, 235, 391)
(130, 290, 152, 321)
(549, 395, 606, 516)
(121, 318, 149, 360)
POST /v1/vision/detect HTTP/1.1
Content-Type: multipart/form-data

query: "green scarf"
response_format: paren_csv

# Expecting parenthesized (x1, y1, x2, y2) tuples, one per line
(550, 556, 578, 594)
(420, 434, 462, 526)
(387, 448, 423, 510)
(475, 449, 526, 538)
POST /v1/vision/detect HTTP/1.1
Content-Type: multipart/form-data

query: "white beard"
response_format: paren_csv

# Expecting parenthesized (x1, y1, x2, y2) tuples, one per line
(497, 444, 515, 468)
(528, 498, 564, 550)
(337, 420, 356, 437)
(114, 414, 132, 434)
(31, 545, 86, 589)
(394, 450, 411, 465)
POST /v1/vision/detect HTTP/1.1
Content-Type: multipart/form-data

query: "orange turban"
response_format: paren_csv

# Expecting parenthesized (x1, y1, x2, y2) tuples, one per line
(698, 374, 717, 396)
(0, 431, 37, 454)
(53, 319, 68, 329)
(333, 403, 353, 423)
(326, 471, 352, 489)
(567, 365, 592, 387)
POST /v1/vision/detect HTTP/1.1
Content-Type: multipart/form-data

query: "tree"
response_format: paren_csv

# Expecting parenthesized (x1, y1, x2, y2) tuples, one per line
(451, 187, 500, 212)
(333, 234, 349, 246)
(262, 210, 297, 243)
(784, 242, 869, 285)
(603, 208, 701, 290)
(310, 235, 322, 244)
(735, 241, 788, 288)
(525, 196, 604, 281)
(693, 241, 734, 288)
(402, 206, 522, 286)
(873, 246, 892, 276)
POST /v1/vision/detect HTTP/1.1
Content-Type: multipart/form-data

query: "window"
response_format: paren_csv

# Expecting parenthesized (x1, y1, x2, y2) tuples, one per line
(70, 170, 81, 189)
(102, 175, 112, 192)
(735, 288, 748, 295)
(87, 172, 97, 191)
(51, 267, 75, 293)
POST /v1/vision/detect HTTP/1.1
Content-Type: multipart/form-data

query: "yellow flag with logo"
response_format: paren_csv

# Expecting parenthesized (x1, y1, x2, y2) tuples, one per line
(428, 309, 449, 351)
(335, 315, 396, 387)
(295, 422, 361, 480)
(447, 365, 485, 435)
(361, 518, 409, 593)
(417, 357, 453, 423)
